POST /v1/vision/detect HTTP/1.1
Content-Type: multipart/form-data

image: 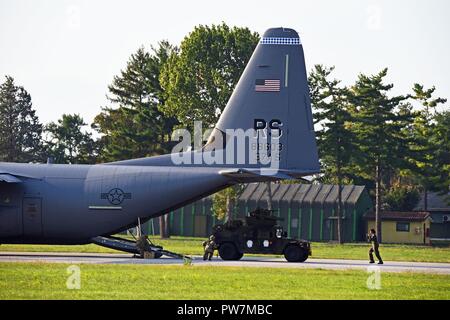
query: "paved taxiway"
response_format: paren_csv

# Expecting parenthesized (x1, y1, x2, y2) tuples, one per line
(1, 252, 450, 274)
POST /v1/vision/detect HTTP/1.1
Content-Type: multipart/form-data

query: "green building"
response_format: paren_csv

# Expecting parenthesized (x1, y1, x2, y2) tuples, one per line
(415, 191, 450, 242)
(141, 183, 373, 242)
(237, 183, 373, 242)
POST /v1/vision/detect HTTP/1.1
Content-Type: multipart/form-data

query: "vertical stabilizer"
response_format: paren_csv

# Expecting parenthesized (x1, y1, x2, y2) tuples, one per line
(210, 27, 319, 175)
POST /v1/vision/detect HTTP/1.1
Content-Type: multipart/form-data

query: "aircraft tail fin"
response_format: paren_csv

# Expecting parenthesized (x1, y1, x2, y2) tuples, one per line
(108, 27, 320, 177)
(206, 27, 320, 175)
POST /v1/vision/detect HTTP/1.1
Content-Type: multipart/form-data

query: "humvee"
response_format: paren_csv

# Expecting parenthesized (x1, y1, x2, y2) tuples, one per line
(212, 208, 311, 262)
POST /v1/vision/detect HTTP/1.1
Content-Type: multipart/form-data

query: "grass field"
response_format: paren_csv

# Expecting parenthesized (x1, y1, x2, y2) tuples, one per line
(1, 263, 449, 299)
(1, 236, 450, 263)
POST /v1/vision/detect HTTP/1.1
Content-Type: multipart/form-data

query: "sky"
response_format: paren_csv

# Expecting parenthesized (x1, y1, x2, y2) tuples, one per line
(1, 0, 449, 127)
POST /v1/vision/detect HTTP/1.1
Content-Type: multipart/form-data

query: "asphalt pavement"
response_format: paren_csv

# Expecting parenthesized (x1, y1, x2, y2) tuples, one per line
(1, 251, 449, 274)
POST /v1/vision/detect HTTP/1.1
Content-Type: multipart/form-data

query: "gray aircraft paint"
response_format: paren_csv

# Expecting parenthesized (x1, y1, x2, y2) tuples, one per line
(0, 163, 228, 243)
(0, 27, 320, 245)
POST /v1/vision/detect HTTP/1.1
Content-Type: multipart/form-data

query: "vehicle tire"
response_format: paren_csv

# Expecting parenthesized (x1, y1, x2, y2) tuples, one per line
(234, 252, 244, 260)
(284, 245, 308, 262)
(296, 248, 308, 262)
(219, 242, 239, 260)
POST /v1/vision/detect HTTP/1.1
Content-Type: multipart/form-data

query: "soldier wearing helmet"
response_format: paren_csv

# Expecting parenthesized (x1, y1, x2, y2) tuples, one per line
(368, 229, 383, 264)
(202, 235, 217, 261)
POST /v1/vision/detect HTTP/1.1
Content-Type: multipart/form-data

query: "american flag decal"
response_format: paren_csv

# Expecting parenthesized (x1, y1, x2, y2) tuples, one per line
(255, 79, 280, 92)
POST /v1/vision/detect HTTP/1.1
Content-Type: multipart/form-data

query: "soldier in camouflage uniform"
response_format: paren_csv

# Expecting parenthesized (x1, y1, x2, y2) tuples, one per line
(136, 234, 151, 258)
(368, 228, 383, 264)
(203, 235, 217, 261)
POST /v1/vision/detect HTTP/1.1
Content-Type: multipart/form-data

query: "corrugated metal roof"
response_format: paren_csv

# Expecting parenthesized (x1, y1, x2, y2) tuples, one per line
(265, 183, 280, 201)
(364, 211, 430, 221)
(239, 183, 258, 202)
(341, 185, 355, 204)
(272, 184, 290, 202)
(324, 185, 339, 204)
(314, 184, 333, 204)
(415, 192, 450, 211)
(252, 183, 268, 202)
(304, 184, 324, 203)
(281, 184, 302, 203)
(347, 185, 365, 204)
(292, 184, 313, 203)
(238, 183, 369, 205)
(246, 183, 266, 201)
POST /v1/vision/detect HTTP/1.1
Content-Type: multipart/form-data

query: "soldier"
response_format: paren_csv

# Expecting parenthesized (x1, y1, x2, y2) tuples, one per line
(368, 228, 383, 264)
(202, 235, 216, 261)
(136, 234, 151, 258)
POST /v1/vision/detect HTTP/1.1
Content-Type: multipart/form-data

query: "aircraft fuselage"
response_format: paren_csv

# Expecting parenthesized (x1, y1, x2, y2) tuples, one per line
(0, 162, 229, 244)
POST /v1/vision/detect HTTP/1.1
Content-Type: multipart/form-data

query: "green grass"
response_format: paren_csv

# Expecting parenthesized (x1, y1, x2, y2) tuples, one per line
(309, 242, 450, 263)
(1, 236, 450, 263)
(0, 263, 449, 299)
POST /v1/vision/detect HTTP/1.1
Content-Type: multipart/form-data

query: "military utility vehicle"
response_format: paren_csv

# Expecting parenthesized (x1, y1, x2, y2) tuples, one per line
(212, 208, 311, 262)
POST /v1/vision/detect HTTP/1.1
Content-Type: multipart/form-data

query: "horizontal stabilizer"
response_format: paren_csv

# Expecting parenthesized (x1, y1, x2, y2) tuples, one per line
(219, 168, 292, 181)
(0, 173, 22, 183)
(218, 168, 295, 183)
(219, 168, 319, 183)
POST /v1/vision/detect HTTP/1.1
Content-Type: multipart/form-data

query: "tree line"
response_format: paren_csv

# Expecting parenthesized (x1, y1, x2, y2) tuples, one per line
(1, 23, 448, 241)
(309, 65, 448, 242)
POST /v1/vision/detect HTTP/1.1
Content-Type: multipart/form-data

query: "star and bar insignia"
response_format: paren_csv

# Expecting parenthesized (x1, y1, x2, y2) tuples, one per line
(101, 188, 132, 205)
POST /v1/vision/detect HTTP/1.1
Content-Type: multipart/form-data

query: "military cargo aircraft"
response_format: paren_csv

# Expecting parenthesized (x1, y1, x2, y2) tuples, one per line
(0, 27, 319, 255)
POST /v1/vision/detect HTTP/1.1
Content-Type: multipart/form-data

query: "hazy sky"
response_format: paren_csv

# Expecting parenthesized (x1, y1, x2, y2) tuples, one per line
(1, 0, 449, 126)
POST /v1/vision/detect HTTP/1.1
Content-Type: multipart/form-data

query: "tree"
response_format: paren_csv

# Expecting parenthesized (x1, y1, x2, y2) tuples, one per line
(160, 24, 259, 225)
(93, 41, 178, 162)
(212, 185, 244, 221)
(160, 23, 259, 129)
(0, 76, 43, 162)
(93, 42, 178, 238)
(309, 65, 355, 243)
(429, 111, 450, 203)
(348, 69, 410, 242)
(384, 186, 420, 211)
(44, 114, 97, 164)
(408, 84, 447, 209)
